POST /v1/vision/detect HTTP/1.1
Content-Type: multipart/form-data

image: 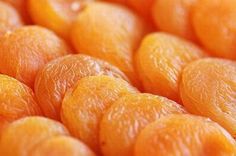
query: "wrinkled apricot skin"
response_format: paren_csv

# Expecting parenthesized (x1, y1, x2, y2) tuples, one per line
(180, 58, 236, 137)
(136, 33, 205, 102)
(30, 136, 96, 156)
(61, 75, 137, 154)
(0, 1, 23, 36)
(99, 93, 186, 156)
(70, 2, 146, 88)
(135, 114, 236, 156)
(0, 74, 41, 133)
(28, 0, 93, 40)
(152, 0, 198, 41)
(192, 0, 236, 60)
(35, 54, 129, 120)
(0, 26, 70, 88)
(1, 0, 31, 23)
(0, 117, 69, 156)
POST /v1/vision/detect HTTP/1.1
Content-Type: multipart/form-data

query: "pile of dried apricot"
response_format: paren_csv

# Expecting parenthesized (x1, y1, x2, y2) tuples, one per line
(0, 0, 236, 156)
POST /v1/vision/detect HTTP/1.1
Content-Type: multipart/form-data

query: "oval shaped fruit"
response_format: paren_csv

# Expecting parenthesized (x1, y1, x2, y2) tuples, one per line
(192, 0, 236, 60)
(136, 33, 205, 102)
(0, 26, 70, 88)
(71, 2, 146, 88)
(28, 0, 93, 40)
(0, 117, 69, 156)
(30, 136, 96, 156)
(152, 0, 198, 41)
(1, 0, 31, 23)
(35, 54, 129, 120)
(0, 1, 23, 36)
(180, 58, 236, 137)
(100, 93, 186, 156)
(61, 75, 138, 153)
(135, 114, 236, 156)
(0, 74, 41, 133)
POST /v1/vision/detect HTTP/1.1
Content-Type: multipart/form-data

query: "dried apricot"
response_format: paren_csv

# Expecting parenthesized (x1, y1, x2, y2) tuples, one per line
(180, 58, 236, 137)
(1, 0, 31, 23)
(152, 0, 198, 41)
(0, 117, 69, 156)
(0, 74, 41, 133)
(135, 114, 236, 156)
(192, 0, 236, 59)
(136, 33, 205, 102)
(0, 1, 23, 36)
(61, 75, 137, 153)
(99, 93, 186, 156)
(35, 54, 129, 120)
(70, 2, 146, 88)
(30, 136, 96, 156)
(28, 0, 93, 40)
(0, 26, 70, 88)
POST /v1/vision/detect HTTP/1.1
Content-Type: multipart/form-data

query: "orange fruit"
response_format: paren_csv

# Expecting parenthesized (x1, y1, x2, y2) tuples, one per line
(135, 114, 236, 156)
(192, 0, 236, 60)
(0, 74, 41, 133)
(99, 93, 186, 156)
(0, 26, 70, 88)
(28, 0, 94, 40)
(30, 136, 96, 156)
(152, 0, 198, 41)
(61, 75, 138, 153)
(136, 33, 205, 102)
(0, 117, 69, 156)
(35, 54, 129, 120)
(180, 58, 236, 137)
(70, 2, 146, 88)
(1, 0, 31, 23)
(0, 1, 23, 36)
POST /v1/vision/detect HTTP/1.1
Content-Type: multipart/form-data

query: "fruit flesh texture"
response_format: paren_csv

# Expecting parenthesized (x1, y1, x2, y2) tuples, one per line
(0, 74, 41, 133)
(152, 0, 198, 41)
(192, 0, 236, 60)
(61, 75, 138, 153)
(70, 2, 146, 88)
(28, 0, 93, 40)
(180, 58, 236, 137)
(135, 114, 236, 156)
(0, 26, 70, 88)
(35, 54, 129, 120)
(30, 136, 96, 156)
(0, 117, 69, 156)
(1, 0, 31, 23)
(99, 93, 186, 156)
(0, 1, 23, 36)
(136, 33, 205, 102)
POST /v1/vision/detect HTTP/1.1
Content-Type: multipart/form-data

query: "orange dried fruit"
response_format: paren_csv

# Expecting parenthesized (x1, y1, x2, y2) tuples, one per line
(0, 26, 70, 88)
(35, 54, 129, 120)
(192, 0, 236, 60)
(1, 0, 31, 23)
(30, 136, 96, 156)
(135, 114, 236, 156)
(136, 33, 205, 102)
(28, 0, 94, 40)
(0, 1, 23, 36)
(0, 117, 69, 156)
(0, 74, 41, 133)
(61, 75, 138, 153)
(180, 58, 236, 137)
(152, 0, 198, 41)
(70, 2, 146, 88)
(99, 93, 186, 156)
